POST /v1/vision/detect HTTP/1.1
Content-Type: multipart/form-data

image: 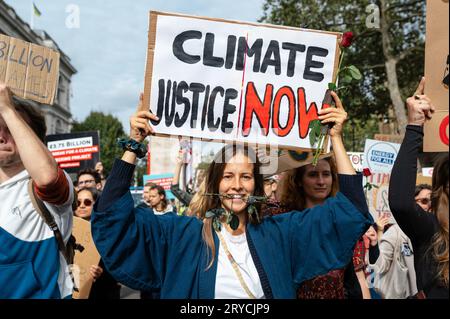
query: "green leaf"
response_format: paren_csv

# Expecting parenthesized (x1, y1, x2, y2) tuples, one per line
(328, 82, 336, 91)
(309, 120, 322, 145)
(213, 219, 222, 232)
(226, 212, 232, 224)
(248, 204, 257, 216)
(309, 119, 320, 129)
(341, 75, 353, 85)
(229, 214, 240, 230)
(348, 65, 362, 80)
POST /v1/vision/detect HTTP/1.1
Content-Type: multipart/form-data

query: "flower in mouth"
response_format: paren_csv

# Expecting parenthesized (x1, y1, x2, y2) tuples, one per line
(224, 194, 246, 200)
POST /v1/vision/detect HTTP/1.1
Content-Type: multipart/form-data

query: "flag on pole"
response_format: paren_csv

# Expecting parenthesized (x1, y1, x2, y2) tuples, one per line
(33, 2, 41, 17)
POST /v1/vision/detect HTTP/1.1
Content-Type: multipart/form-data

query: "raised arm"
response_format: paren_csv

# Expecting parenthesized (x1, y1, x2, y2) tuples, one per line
(318, 91, 356, 175)
(96, 93, 157, 211)
(0, 83, 71, 206)
(388, 78, 436, 244)
(319, 91, 370, 217)
(0, 83, 59, 187)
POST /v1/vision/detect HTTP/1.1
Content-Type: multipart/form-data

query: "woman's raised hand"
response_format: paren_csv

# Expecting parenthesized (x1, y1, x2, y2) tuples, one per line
(129, 93, 159, 142)
(318, 91, 348, 138)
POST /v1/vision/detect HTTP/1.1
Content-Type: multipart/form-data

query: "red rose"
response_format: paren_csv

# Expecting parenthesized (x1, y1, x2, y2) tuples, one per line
(341, 32, 354, 48)
(363, 168, 372, 177)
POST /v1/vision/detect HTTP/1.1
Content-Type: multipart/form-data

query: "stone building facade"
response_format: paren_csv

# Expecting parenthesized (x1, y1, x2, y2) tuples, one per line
(0, 0, 77, 134)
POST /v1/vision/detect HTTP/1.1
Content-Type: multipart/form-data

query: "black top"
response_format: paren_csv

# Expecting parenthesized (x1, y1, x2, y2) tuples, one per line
(389, 125, 448, 299)
(97, 158, 371, 299)
(88, 259, 121, 299)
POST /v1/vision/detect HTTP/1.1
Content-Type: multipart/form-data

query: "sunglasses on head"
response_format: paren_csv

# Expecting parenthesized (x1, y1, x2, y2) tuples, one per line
(77, 199, 93, 207)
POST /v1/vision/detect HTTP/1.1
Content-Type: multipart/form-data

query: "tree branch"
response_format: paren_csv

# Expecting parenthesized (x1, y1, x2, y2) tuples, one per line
(361, 64, 385, 70)
(398, 46, 425, 61)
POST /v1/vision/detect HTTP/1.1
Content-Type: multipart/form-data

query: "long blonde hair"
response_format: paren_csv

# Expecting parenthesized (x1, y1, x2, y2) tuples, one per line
(195, 145, 265, 269)
(186, 180, 206, 217)
(429, 154, 449, 287)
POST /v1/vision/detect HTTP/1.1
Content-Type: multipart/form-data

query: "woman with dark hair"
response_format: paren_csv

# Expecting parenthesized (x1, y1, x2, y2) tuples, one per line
(90, 92, 372, 298)
(414, 184, 432, 212)
(74, 187, 121, 299)
(389, 77, 448, 299)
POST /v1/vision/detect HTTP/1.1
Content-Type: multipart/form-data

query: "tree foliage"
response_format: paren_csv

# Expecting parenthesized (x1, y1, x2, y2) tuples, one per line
(71, 112, 126, 173)
(260, 0, 425, 134)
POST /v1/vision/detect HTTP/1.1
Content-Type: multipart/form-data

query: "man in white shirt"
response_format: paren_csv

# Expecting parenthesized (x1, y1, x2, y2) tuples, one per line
(140, 182, 174, 214)
(0, 82, 74, 298)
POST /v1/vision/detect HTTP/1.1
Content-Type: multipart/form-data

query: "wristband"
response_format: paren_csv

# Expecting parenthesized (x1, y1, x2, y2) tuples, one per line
(117, 138, 147, 158)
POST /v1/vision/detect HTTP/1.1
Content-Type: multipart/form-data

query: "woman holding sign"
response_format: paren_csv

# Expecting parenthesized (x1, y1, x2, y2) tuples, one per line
(74, 187, 121, 299)
(91, 92, 372, 298)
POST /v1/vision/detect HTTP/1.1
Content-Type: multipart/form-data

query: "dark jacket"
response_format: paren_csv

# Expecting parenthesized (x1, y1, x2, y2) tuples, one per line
(92, 159, 372, 298)
(389, 125, 448, 299)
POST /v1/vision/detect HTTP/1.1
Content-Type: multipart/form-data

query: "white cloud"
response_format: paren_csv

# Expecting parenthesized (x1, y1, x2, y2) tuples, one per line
(4, 0, 266, 129)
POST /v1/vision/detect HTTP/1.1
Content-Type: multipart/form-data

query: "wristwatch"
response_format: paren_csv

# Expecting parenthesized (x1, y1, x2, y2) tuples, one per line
(117, 138, 147, 158)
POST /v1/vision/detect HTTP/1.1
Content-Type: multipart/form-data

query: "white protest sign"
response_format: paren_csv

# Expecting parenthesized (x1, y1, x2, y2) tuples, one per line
(144, 11, 341, 150)
(47, 137, 93, 151)
(363, 139, 400, 174)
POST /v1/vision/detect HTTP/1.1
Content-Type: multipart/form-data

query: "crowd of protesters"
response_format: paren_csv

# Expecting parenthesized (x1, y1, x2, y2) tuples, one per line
(0, 74, 448, 299)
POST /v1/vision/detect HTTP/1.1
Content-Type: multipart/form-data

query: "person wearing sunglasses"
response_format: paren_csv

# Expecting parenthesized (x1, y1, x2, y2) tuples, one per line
(74, 188, 121, 299)
(74, 188, 97, 220)
(414, 184, 432, 212)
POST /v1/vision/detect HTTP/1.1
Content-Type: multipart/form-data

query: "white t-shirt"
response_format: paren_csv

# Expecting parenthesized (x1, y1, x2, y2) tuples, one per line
(214, 227, 265, 299)
(154, 204, 174, 215)
(0, 169, 74, 298)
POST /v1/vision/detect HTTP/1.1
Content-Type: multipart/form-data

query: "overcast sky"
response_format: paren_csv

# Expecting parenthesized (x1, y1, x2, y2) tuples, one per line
(6, 0, 266, 130)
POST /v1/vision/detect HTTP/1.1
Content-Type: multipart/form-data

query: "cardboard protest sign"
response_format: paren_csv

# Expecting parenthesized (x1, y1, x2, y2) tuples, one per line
(424, 0, 449, 152)
(256, 146, 331, 176)
(143, 173, 175, 200)
(71, 217, 100, 299)
(0, 34, 60, 105)
(424, 110, 449, 152)
(416, 173, 432, 186)
(143, 11, 341, 151)
(363, 139, 401, 174)
(46, 131, 100, 173)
